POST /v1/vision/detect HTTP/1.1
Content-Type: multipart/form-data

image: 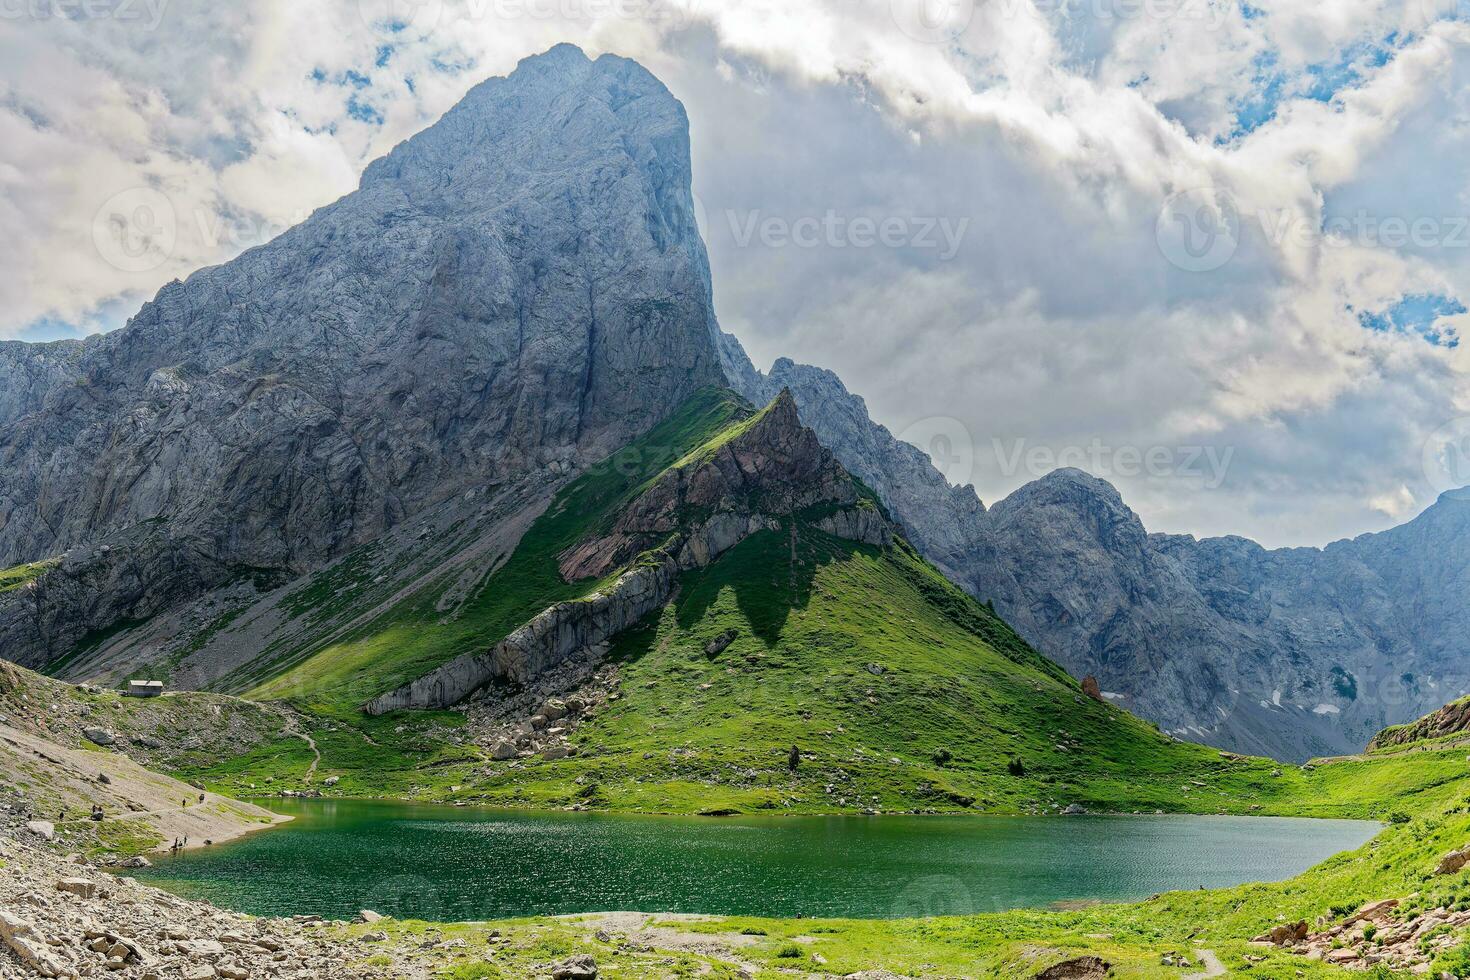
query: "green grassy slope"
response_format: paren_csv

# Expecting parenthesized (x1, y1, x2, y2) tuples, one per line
(242, 387, 752, 715)
(455, 525, 1305, 816)
(180, 388, 1461, 822)
(0, 557, 57, 593)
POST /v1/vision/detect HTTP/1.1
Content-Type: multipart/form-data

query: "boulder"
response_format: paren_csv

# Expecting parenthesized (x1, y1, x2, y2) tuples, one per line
(25, 820, 54, 840)
(541, 699, 569, 722)
(357, 910, 384, 923)
(1345, 898, 1400, 925)
(83, 727, 116, 746)
(705, 630, 739, 657)
(1438, 848, 1470, 875)
(56, 877, 98, 898)
(490, 740, 519, 761)
(552, 953, 599, 979)
(0, 909, 67, 978)
(322, 775, 340, 786)
(1036, 956, 1110, 979)
(1081, 676, 1104, 702)
(1253, 921, 1309, 946)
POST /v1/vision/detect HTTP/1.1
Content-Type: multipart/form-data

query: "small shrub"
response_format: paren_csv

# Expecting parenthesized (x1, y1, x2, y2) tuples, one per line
(932, 748, 953, 767)
(775, 943, 804, 959)
(1007, 758, 1025, 777)
(1388, 811, 1412, 825)
(740, 927, 767, 936)
(1362, 924, 1378, 942)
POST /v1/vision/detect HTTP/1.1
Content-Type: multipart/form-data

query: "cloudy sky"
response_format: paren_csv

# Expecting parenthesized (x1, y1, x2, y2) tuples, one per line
(4, 0, 1469, 547)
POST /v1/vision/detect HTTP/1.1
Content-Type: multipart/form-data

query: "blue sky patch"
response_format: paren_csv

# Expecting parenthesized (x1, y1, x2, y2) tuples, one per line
(1358, 293, 1466, 347)
(1227, 34, 1400, 140)
(346, 94, 384, 125)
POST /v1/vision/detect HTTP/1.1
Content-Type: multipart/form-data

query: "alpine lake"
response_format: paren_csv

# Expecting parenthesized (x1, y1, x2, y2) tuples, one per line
(131, 799, 1379, 922)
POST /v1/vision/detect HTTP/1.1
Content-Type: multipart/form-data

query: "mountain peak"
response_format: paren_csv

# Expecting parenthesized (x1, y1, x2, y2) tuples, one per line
(996, 467, 1130, 515)
(0, 48, 725, 664)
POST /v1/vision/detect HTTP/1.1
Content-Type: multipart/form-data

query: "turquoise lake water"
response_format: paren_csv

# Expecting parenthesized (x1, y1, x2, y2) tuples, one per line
(132, 799, 1379, 921)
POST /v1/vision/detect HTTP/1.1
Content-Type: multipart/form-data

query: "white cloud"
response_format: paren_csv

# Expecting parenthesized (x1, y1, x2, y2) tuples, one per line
(1, 0, 1468, 546)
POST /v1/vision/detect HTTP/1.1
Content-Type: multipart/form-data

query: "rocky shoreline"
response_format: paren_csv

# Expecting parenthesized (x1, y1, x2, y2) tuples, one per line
(0, 831, 427, 979)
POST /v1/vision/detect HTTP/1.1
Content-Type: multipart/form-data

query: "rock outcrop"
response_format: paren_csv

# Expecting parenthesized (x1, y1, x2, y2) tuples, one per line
(559, 389, 888, 581)
(366, 391, 891, 714)
(0, 44, 724, 669)
(1368, 696, 1470, 751)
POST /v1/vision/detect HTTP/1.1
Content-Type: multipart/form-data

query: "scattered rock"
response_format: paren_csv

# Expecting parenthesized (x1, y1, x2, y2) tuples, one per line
(705, 630, 739, 657)
(553, 953, 599, 979)
(56, 878, 98, 899)
(0, 908, 67, 978)
(1036, 955, 1111, 979)
(1253, 921, 1309, 946)
(83, 727, 116, 747)
(1437, 847, 1470, 875)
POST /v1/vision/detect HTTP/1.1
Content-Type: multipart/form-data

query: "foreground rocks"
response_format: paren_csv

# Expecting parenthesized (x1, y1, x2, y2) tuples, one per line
(0, 834, 421, 979)
(1253, 895, 1470, 973)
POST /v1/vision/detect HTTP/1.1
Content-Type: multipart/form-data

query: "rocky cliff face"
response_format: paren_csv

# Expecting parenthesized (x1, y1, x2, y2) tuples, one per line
(560, 389, 884, 580)
(0, 339, 94, 429)
(1367, 695, 1470, 751)
(0, 45, 724, 668)
(717, 334, 987, 580)
(368, 391, 892, 713)
(0, 45, 722, 579)
(721, 339, 1470, 759)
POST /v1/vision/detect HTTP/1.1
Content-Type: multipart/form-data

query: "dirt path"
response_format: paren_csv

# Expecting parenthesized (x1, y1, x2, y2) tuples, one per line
(0, 722, 286, 852)
(1184, 948, 1226, 979)
(267, 705, 322, 783)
